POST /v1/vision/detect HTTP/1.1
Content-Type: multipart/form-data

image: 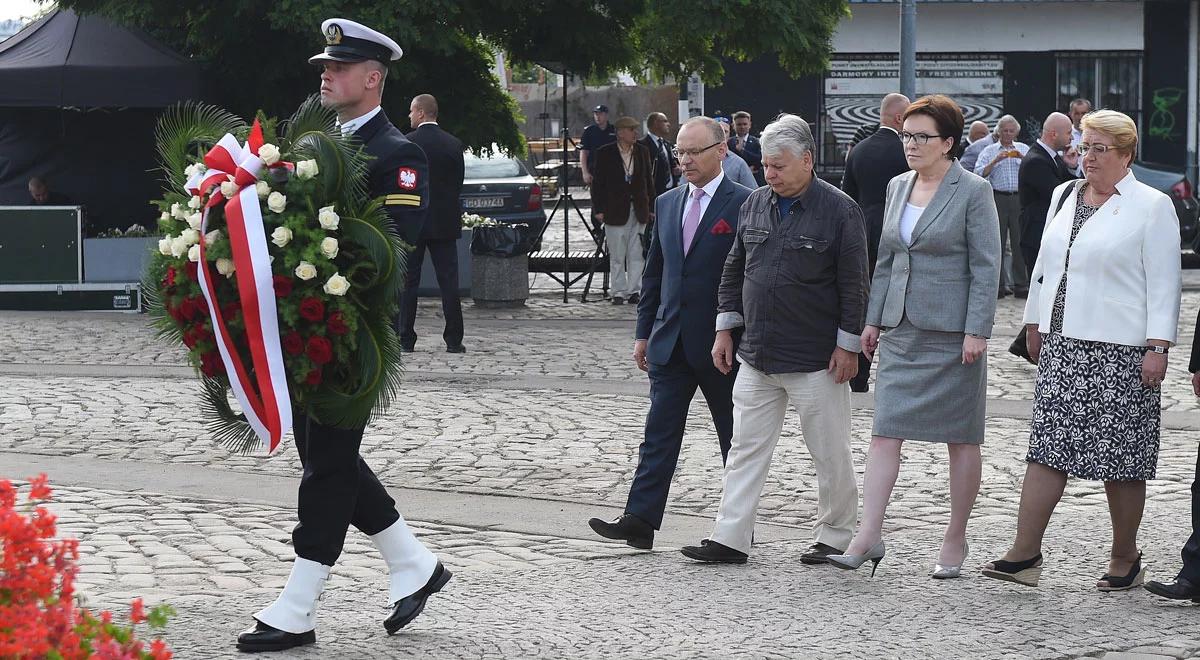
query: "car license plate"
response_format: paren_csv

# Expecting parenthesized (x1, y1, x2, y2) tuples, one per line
(464, 196, 505, 209)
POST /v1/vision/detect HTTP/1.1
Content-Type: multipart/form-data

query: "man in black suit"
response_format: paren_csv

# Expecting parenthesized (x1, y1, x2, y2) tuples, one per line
(237, 18, 450, 653)
(1018, 112, 1077, 273)
(639, 111, 679, 198)
(588, 117, 753, 548)
(729, 110, 764, 185)
(399, 93, 466, 353)
(840, 92, 909, 393)
(1145, 311, 1200, 602)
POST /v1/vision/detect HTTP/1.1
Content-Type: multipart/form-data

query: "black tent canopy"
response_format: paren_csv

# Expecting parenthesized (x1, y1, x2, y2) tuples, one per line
(0, 8, 199, 107)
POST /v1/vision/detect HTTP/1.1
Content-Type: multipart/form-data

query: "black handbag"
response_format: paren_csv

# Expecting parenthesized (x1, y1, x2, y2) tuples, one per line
(1008, 180, 1077, 364)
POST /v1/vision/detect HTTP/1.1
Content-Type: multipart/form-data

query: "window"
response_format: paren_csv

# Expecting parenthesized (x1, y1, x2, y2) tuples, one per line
(1057, 53, 1142, 134)
(464, 154, 525, 179)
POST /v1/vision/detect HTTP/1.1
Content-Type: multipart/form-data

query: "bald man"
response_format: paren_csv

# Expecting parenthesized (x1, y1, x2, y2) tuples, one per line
(960, 122, 996, 173)
(966, 121, 989, 145)
(1018, 112, 1078, 274)
(841, 92, 909, 392)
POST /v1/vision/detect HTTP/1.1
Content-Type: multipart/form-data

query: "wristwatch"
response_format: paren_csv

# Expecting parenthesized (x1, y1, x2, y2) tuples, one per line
(1147, 346, 1169, 355)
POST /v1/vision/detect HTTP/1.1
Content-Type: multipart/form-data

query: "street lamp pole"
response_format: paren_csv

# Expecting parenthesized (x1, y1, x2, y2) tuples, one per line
(899, 0, 917, 99)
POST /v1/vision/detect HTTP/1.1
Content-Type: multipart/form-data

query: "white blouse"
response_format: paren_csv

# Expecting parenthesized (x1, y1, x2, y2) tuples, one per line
(899, 202, 924, 245)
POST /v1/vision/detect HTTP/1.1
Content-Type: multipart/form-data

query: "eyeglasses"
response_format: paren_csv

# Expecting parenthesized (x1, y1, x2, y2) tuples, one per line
(899, 132, 946, 145)
(1075, 142, 1115, 156)
(673, 142, 722, 159)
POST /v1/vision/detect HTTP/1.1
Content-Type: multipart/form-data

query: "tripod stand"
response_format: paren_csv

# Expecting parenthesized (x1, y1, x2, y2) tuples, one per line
(531, 71, 609, 303)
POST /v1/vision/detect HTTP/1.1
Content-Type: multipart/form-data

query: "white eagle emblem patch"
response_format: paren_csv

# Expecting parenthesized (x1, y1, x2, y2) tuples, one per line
(398, 167, 418, 190)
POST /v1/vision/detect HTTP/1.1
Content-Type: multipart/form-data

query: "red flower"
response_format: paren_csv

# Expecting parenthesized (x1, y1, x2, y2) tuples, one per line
(221, 300, 241, 320)
(299, 297, 324, 322)
(306, 336, 333, 364)
(273, 275, 293, 298)
(182, 328, 199, 349)
(282, 331, 303, 355)
(130, 598, 146, 624)
(305, 369, 322, 385)
(185, 261, 198, 280)
(199, 351, 224, 377)
(165, 266, 177, 287)
(327, 312, 348, 336)
(27, 473, 51, 501)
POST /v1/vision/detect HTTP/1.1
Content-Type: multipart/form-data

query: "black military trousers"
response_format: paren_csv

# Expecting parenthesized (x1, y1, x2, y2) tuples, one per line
(1178, 444, 1200, 584)
(397, 238, 464, 349)
(291, 408, 400, 566)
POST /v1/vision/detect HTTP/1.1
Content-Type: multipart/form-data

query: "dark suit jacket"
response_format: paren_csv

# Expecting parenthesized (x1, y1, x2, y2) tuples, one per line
(591, 142, 655, 226)
(356, 110, 429, 245)
(406, 123, 465, 241)
(639, 134, 678, 198)
(841, 127, 908, 269)
(636, 174, 754, 370)
(727, 134, 762, 172)
(1191, 307, 1200, 373)
(1018, 143, 1076, 257)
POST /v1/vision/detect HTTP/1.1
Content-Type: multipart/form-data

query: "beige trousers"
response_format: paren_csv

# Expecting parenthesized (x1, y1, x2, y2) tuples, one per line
(709, 362, 858, 554)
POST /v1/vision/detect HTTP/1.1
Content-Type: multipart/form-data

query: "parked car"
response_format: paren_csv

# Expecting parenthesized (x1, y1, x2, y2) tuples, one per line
(461, 150, 544, 250)
(1130, 161, 1199, 250)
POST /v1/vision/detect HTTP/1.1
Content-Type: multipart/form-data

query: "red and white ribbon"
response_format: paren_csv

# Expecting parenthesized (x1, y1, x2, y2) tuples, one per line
(186, 122, 292, 454)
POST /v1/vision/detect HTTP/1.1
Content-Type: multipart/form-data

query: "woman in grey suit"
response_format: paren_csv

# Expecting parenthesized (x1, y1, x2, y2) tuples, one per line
(828, 95, 1001, 578)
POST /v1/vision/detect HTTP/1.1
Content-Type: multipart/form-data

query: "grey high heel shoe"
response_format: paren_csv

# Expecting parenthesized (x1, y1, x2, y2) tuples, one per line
(827, 541, 886, 577)
(931, 542, 969, 580)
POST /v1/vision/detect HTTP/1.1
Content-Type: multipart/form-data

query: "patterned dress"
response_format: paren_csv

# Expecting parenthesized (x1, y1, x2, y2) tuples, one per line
(1025, 184, 1161, 481)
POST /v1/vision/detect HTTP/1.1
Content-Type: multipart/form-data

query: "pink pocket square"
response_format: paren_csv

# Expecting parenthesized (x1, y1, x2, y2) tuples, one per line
(711, 219, 733, 235)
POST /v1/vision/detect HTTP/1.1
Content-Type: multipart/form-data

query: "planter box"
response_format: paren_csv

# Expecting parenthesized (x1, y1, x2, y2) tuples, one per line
(83, 237, 157, 283)
(416, 228, 471, 297)
(471, 253, 528, 308)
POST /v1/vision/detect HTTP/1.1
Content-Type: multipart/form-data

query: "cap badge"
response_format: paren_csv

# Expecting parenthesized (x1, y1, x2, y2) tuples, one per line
(324, 23, 343, 45)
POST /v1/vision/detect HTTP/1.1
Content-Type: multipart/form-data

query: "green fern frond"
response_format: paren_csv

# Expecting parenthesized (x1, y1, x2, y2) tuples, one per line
(199, 378, 259, 455)
(155, 103, 246, 193)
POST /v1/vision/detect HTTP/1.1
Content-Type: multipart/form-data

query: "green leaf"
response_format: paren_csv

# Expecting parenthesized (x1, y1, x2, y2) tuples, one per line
(155, 103, 246, 193)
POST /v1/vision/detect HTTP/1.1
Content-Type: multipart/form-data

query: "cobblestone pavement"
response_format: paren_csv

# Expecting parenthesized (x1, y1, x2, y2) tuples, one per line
(3, 279, 1200, 658)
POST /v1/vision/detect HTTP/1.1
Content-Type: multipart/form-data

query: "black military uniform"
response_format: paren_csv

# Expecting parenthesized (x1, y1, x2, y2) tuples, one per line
(237, 18, 449, 655)
(399, 120, 466, 352)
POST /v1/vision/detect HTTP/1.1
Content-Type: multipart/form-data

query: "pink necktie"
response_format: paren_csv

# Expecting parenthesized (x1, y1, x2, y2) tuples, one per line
(682, 188, 706, 256)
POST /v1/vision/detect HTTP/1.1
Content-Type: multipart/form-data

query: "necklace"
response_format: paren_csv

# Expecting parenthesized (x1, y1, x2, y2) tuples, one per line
(619, 145, 635, 182)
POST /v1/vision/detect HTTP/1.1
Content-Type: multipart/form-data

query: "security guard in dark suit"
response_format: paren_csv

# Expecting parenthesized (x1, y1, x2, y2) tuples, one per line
(398, 93, 467, 353)
(237, 18, 450, 654)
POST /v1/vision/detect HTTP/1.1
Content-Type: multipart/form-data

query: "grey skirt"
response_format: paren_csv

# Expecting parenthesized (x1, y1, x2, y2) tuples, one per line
(872, 318, 987, 444)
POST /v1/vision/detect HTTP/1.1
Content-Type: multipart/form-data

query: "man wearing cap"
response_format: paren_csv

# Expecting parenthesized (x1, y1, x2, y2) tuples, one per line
(236, 18, 450, 653)
(580, 104, 616, 187)
(591, 116, 655, 305)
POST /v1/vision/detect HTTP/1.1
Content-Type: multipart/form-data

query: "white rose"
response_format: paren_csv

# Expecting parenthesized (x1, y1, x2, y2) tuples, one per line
(159, 211, 170, 223)
(267, 191, 287, 213)
(187, 244, 201, 262)
(220, 179, 238, 199)
(320, 236, 339, 259)
(294, 261, 317, 280)
(216, 258, 235, 277)
(255, 180, 270, 199)
(270, 226, 292, 248)
(184, 162, 206, 179)
(180, 228, 200, 246)
(187, 195, 202, 210)
(170, 236, 188, 258)
(259, 143, 281, 166)
(323, 272, 350, 296)
(187, 212, 202, 231)
(170, 202, 185, 219)
(158, 236, 173, 256)
(317, 205, 339, 230)
(296, 159, 319, 180)
(205, 229, 221, 247)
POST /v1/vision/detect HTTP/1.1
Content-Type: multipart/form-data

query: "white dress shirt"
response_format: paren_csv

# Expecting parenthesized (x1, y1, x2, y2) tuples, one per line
(1037, 139, 1058, 160)
(682, 170, 725, 227)
(337, 105, 383, 135)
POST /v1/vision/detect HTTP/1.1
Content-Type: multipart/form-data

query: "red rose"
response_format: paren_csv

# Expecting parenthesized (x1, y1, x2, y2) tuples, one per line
(182, 328, 199, 349)
(199, 351, 224, 377)
(273, 275, 293, 298)
(282, 331, 303, 355)
(186, 261, 198, 280)
(178, 298, 197, 321)
(299, 297, 324, 322)
(305, 368, 323, 386)
(166, 266, 177, 287)
(327, 312, 349, 336)
(306, 336, 333, 364)
(193, 323, 213, 344)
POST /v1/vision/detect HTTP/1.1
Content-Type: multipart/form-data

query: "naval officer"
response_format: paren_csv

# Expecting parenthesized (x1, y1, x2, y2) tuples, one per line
(237, 18, 450, 653)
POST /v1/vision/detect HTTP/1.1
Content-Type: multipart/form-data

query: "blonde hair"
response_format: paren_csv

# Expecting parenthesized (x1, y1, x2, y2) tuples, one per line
(1080, 109, 1138, 157)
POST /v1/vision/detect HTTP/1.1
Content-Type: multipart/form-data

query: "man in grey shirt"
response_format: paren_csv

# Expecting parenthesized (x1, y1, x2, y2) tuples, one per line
(717, 118, 759, 190)
(959, 121, 995, 173)
(680, 113, 869, 565)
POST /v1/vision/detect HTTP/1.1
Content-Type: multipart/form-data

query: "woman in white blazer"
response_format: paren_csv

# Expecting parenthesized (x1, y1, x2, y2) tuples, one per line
(983, 110, 1181, 590)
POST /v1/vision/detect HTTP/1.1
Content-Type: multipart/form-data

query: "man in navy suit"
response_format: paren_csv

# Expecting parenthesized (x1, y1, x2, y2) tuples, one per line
(589, 117, 753, 549)
(729, 111, 764, 186)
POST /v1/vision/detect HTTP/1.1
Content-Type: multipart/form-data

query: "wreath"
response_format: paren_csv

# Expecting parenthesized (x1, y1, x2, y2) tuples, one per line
(144, 97, 406, 454)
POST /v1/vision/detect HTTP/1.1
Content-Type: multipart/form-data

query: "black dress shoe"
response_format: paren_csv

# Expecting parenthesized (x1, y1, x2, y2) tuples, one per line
(680, 539, 747, 564)
(799, 542, 843, 565)
(588, 513, 654, 549)
(850, 381, 869, 393)
(997, 288, 1012, 299)
(236, 621, 315, 653)
(627, 292, 640, 304)
(611, 296, 624, 305)
(1145, 576, 1200, 601)
(384, 561, 453, 635)
(446, 344, 466, 354)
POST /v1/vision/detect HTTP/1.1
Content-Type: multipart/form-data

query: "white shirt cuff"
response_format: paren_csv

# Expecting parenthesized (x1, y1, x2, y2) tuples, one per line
(837, 329, 861, 353)
(715, 312, 744, 331)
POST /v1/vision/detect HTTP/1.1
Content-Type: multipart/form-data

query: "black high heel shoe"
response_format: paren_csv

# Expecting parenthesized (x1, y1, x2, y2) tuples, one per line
(1098, 552, 1145, 592)
(981, 553, 1043, 587)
